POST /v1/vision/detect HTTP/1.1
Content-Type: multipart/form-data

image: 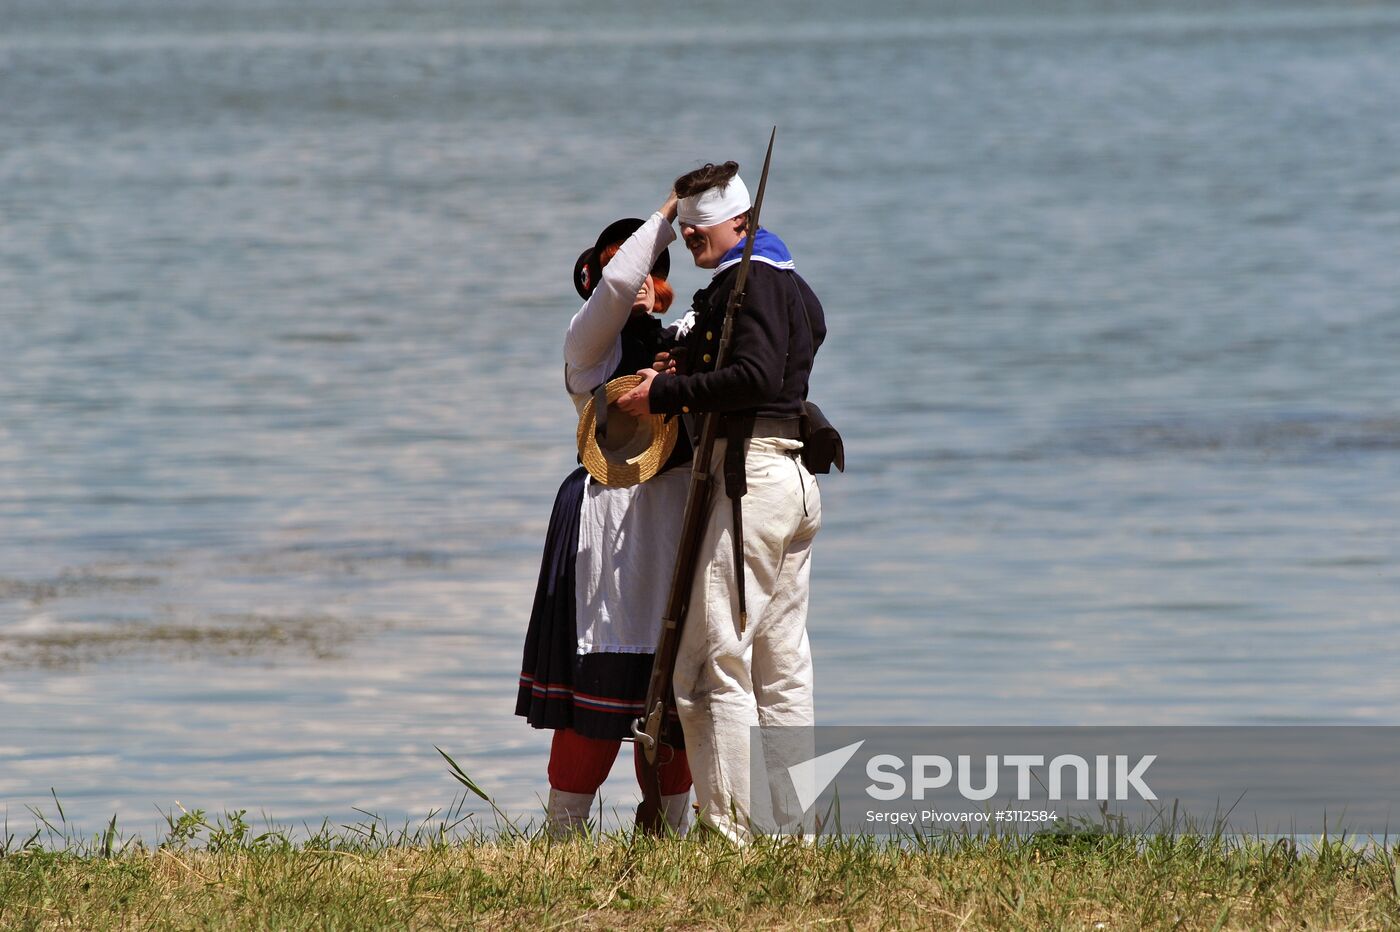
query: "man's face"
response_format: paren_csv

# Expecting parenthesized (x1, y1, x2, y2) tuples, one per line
(679, 215, 746, 269)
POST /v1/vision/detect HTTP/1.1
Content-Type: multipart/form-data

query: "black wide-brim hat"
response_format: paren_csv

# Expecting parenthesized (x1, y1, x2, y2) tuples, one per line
(572, 217, 671, 300)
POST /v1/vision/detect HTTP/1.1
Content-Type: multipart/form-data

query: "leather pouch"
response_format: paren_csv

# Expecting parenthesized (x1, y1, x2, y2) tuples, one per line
(800, 401, 845, 474)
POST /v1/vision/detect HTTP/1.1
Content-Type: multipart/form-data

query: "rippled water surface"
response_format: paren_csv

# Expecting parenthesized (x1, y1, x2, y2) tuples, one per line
(3, 0, 1399, 837)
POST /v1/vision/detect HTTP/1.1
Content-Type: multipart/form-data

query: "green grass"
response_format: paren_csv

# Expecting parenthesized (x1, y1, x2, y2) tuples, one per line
(3, 799, 1400, 930)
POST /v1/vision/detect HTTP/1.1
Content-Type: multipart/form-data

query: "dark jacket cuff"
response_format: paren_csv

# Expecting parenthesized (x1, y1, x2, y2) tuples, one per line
(649, 372, 684, 415)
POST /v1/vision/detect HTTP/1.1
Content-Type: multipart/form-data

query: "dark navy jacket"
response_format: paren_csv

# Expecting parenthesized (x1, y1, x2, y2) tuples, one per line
(649, 260, 825, 421)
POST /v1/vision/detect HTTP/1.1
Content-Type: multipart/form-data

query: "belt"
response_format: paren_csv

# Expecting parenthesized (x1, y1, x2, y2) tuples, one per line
(733, 414, 800, 442)
(721, 414, 802, 496)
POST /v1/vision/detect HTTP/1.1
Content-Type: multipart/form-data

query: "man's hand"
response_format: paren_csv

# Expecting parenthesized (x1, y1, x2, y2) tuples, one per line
(618, 368, 659, 417)
(651, 350, 679, 374)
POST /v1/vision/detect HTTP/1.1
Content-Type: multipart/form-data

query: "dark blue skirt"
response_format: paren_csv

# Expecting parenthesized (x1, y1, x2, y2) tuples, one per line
(514, 466, 682, 745)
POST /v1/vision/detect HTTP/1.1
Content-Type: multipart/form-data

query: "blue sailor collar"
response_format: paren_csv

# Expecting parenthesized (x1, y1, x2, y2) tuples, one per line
(712, 228, 795, 277)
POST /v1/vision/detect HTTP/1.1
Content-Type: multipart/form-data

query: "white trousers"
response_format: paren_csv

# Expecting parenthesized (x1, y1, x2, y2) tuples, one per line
(672, 437, 822, 842)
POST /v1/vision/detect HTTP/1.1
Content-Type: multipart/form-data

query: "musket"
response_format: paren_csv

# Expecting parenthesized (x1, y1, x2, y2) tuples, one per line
(632, 128, 777, 835)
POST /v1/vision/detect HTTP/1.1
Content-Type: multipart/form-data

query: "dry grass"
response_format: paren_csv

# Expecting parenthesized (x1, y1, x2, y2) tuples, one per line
(3, 813, 1399, 930)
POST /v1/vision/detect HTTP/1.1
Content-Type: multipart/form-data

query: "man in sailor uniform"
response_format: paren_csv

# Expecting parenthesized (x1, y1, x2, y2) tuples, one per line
(619, 161, 825, 842)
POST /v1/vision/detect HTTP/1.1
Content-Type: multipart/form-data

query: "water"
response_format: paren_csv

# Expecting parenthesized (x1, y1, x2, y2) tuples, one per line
(3, 0, 1399, 838)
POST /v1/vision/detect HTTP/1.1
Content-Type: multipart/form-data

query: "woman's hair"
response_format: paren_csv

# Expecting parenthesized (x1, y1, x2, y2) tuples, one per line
(598, 242, 674, 313)
(674, 161, 740, 198)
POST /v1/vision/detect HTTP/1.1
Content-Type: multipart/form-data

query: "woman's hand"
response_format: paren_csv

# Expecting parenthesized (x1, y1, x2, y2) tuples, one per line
(618, 368, 659, 417)
(661, 190, 679, 224)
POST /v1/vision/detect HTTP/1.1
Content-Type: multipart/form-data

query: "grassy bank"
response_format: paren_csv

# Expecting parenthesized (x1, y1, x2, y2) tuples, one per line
(3, 811, 1399, 930)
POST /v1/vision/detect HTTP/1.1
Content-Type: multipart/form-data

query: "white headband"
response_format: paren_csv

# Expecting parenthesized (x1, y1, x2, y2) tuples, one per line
(677, 175, 751, 227)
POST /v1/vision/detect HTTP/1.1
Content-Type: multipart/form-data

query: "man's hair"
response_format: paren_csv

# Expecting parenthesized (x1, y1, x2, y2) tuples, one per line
(673, 161, 740, 198)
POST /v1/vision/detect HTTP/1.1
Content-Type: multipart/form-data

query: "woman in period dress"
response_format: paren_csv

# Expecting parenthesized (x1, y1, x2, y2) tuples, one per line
(515, 193, 693, 835)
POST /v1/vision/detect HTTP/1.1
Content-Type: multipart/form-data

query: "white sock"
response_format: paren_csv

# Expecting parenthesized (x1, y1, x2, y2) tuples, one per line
(546, 788, 595, 839)
(661, 793, 692, 837)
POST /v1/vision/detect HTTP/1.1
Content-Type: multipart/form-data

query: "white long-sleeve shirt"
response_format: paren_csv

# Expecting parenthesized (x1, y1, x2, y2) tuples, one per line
(559, 212, 690, 655)
(563, 212, 677, 400)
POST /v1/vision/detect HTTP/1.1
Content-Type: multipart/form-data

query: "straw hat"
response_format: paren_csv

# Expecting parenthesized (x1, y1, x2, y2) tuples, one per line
(576, 375, 679, 487)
